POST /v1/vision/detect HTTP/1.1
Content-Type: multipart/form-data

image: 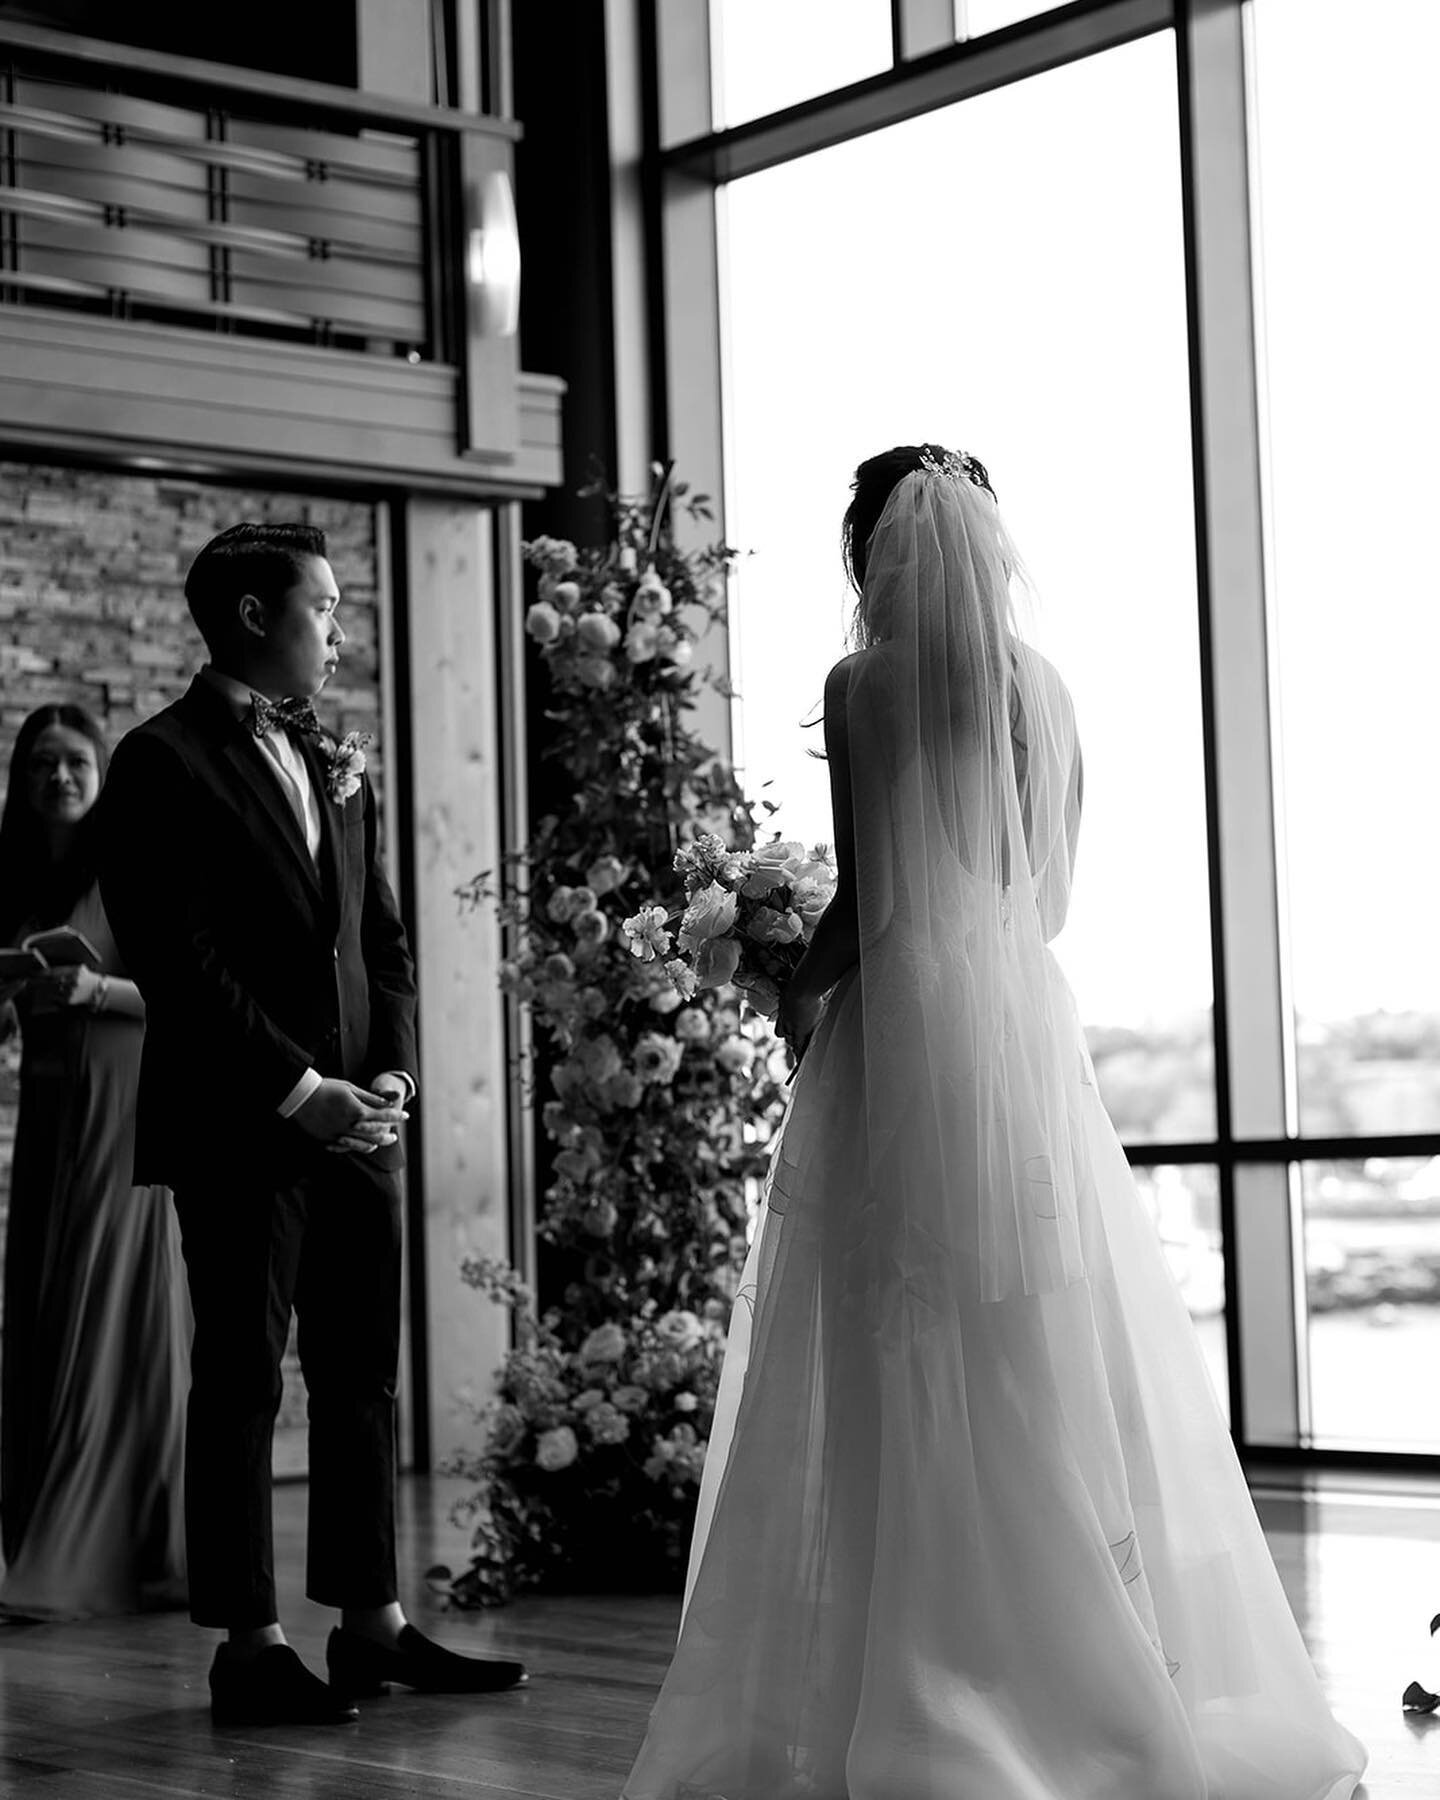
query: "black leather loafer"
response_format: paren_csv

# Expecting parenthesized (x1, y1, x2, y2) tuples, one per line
(326, 1624, 527, 1696)
(210, 1642, 360, 1726)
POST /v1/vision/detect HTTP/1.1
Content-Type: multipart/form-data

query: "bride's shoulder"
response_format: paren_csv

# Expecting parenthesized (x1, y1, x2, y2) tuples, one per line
(825, 648, 867, 688)
(825, 645, 893, 691)
(1011, 640, 1073, 703)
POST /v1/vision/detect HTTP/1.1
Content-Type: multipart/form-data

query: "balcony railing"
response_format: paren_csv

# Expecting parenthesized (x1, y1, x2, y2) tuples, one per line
(0, 22, 553, 487)
(0, 28, 512, 364)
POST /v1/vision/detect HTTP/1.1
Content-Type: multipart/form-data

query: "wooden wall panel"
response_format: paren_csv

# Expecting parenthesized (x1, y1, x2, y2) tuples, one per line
(403, 498, 511, 1461)
(0, 310, 564, 495)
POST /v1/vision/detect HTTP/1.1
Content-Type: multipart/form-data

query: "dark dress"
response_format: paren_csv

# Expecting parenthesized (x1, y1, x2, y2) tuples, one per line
(0, 886, 187, 1618)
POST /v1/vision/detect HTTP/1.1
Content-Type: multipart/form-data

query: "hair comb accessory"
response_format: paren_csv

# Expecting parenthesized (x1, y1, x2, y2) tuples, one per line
(918, 445, 989, 489)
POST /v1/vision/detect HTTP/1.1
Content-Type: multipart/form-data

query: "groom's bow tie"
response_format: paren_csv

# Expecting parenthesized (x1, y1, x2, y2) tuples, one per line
(246, 694, 321, 740)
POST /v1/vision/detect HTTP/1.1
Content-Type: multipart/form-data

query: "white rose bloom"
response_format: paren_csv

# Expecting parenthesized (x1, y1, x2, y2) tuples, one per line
(716, 1034, 756, 1073)
(752, 838, 807, 873)
(535, 1425, 579, 1472)
(576, 611, 621, 650)
(625, 621, 661, 664)
(694, 936, 742, 989)
(580, 1321, 628, 1363)
(679, 884, 739, 948)
(525, 601, 562, 644)
(586, 854, 627, 895)
(656, 1309, 704, 1352)
(674, 1006, 712, 1044)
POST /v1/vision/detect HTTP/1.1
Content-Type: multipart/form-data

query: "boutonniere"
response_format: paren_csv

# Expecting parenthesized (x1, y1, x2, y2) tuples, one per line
(316, 729, 372, 804)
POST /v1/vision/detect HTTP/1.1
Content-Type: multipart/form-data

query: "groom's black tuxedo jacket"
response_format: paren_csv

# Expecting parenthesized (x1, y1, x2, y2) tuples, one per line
(98, 675, 417, 1190)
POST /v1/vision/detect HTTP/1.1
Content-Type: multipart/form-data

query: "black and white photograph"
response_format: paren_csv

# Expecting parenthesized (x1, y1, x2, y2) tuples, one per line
(0, 0, 1433, 1795)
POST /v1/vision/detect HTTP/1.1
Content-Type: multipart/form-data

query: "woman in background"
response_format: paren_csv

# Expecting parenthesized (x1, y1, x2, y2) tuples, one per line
(0, 702, 186, 1618)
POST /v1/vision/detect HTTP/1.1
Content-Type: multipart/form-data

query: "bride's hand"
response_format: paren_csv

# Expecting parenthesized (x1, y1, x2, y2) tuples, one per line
(777, 984, 823, 1063)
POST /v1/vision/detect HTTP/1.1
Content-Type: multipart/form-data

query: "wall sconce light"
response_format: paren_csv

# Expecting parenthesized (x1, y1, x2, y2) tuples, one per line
(467, 169, 521, 339)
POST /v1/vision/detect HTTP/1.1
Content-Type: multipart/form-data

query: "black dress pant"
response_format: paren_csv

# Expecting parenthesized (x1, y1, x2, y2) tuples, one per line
(173, 1155, 402, 1628)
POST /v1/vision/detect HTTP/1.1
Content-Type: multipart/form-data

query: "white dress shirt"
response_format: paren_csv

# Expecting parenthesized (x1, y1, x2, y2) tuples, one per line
(203, 666, 322, 865)
(200, 666, 415, 1121)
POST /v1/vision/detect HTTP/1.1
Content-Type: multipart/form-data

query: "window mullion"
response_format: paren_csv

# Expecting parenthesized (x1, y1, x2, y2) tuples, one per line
(1178, 0, 1298, 1445)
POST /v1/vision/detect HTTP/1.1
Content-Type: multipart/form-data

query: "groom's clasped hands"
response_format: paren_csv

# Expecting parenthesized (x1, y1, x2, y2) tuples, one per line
(294, 1075, 409, 1156)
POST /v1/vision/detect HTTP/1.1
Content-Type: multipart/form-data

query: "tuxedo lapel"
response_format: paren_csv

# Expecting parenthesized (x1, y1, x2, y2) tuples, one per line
(295, 731, 347, 915)
(174, 679, 325, 903)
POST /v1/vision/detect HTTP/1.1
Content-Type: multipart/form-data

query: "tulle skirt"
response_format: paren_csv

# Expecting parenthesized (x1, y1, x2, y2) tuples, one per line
(623, 965, 1365, 1800)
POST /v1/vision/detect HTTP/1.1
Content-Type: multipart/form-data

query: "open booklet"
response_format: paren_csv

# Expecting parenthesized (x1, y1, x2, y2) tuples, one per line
(0, 925, 104, 983)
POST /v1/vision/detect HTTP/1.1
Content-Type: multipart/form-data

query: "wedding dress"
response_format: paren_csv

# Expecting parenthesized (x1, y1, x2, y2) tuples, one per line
(623, 461, 1366, 1800)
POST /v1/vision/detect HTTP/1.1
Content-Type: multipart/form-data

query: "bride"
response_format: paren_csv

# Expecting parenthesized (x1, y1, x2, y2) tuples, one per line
(622, 446, 1366, 1800)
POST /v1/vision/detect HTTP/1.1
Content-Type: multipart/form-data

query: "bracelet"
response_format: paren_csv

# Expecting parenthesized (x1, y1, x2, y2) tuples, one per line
(89, 974, 110, 1014)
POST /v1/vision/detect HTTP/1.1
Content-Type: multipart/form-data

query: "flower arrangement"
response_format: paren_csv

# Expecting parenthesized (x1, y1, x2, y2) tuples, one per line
(449, 465, 794, 1604)
(623, 833, 837, 1019)
(450, 1258, 726, 1603)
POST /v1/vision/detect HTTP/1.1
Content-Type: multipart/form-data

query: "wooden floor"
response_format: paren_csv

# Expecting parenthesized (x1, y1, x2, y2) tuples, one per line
(1, 1474, 1438, 1797)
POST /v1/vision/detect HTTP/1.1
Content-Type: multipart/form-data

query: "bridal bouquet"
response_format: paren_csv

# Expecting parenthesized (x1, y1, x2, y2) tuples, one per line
(622, 833, 837, 1018)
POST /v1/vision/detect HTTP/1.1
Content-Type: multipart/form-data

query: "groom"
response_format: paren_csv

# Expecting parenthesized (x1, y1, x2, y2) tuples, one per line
(98, 521, 524, 1725)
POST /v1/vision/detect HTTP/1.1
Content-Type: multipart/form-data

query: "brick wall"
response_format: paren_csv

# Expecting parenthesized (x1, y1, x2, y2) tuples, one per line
(0, 461, 386, 1455)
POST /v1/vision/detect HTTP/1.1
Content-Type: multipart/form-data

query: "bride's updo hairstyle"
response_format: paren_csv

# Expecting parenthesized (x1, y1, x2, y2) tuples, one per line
(841, 443, 997, 596)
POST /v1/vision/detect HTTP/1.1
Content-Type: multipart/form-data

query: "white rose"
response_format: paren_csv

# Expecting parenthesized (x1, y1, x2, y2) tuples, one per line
(656, 1309, 704, 1352)
(694, 935, 742, 989)
(551, 580, 582, 609)
(716, 1034, 756, 1073)
(580, 1321, 628, 1364)
(528, 534, 578, 574)
(679, 884, 739, 949)
(605, 1070, 645, 1109)
(632, 583, 672, 623)
(741, 864, 790, 898)
(573, 909, 610, 946)
(579, 1035, 623, 1083)
(551, 1060, 585, 1098)
(535, 1425, 579, 1472)
(625, 621, 660, 664)
(747, 907, 803, 946)
(673, 1391, 699, 1414)
(576, 655, 617, 690)
(636, 566, 673, 613)
(576, 612, 621, 651)
(525, 602, 562, 644)
(586, 854, 626, 896)
(790, 875, 831, 929)
(673, 1006, 711, 1044)
(634, 1031, 685, 1085)
(752, 839, 806, 873)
